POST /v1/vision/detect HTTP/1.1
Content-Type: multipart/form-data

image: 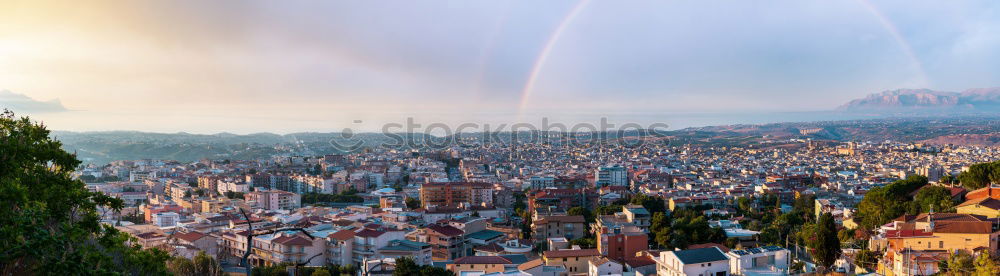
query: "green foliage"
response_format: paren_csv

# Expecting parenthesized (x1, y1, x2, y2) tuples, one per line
(737, 197, 753, 214)
(394, 257, 455, 276)
(855, 175, 929, 229)
(939, 174, 955, 185)
(854, 249, 879, 271)
(519, 209, 533, 240)
(793, 194, 816, 221)
(653, 209, 726, 250)
(975, 251, 1000, 276)
(958, 161, 1000, 190)
(595, 204, 624, 216)
(812, 212, 842, 270)
(943, 251, 975, 275)
(312, 268, 332, 276)
(168, 251, 224, 276)
(630, 193, 667, 214)
(252, 263, 290, 276)
(225, 191, 245, 199)
(567, 207, 594, 223)
(0, 110, 171, 275)
(908, 185, 955, 214)
(406, 197, 422, 209)
(570, 237, 596, 248)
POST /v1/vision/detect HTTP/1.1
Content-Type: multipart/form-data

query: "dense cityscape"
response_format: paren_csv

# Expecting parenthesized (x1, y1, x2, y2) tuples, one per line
(65, 131, 1000, 276)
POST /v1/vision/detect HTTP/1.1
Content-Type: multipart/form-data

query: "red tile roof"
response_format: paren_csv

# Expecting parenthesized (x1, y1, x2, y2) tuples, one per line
(453, 256, 513, 264)
(356, 229, 386, 238)
(327, 229, 356, 241)
(273, 235, 313, 246)
(543, 249, 600, 258)
(174, 231, 208, 243)
(427, 225, 464, 237)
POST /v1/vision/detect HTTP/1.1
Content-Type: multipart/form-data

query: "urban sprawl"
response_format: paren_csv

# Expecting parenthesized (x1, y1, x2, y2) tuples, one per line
(76, 139, 1000, 276)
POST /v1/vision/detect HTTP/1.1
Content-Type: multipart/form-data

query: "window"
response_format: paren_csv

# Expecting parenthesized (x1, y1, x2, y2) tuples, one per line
(940, 241, 944, 248)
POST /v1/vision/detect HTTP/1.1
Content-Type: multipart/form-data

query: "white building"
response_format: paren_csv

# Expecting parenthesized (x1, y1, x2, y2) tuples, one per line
(657, 247, 731, 276)
(153, 212, 179, 227)
(726, 246, 790, 276)
(529, 176, 555, 190)
(245, 190, 301, 211)
(589, 257, 624, 276)
(596, 165, 629, 187)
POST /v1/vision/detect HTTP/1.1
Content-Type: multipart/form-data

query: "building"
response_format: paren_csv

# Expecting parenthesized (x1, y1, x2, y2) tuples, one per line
(541, 248, 601, 274)
(529, 176, 555, 190)
(589, 257, 624, 276)
(532, 215, 587, 241)
(377, 239, 432, 266)
(173, 231, 218, 257)
(153, 212, 179, 227)
(956, 197, 1000, 218)
(254, 231, 326, 267)
(420, 182, 494, 208)
(244, 190, 301, 211)
(408, 224, 466, 260)
(622, 205, 652, 232)
(353, 228, 407, 266)
(657, 247, 731, 276)
(596, 223, 648, 262)
(596, 165, 629, 188)
(872, 213, 1000, 276)
(447, 256, 513, 275)
(726, 246, 790, 275)
(326, 229, 355, 266)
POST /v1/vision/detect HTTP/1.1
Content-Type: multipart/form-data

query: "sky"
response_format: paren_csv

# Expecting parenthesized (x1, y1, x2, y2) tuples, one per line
(2, 0, 1000, 133)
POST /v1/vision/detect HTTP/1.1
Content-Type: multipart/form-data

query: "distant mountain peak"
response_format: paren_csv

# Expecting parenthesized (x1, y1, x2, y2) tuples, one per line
(838, 87, 1000, 111)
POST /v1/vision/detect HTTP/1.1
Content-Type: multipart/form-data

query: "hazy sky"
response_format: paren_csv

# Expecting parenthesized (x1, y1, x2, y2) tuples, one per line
(2, 0, 999, 133)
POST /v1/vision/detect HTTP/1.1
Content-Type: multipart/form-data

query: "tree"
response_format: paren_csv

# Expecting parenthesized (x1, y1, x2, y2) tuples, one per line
(944, 251, 975, 275)
(813, 212, 842, 271)
(975, 252, 1000, 276)
(312, 268, 333, 276)
(394, 257, 420, 276)
(939, 174, 955, 185)
(0, 110, 171, 275)
(570, 237, 596, 248)
(909, 185, 955, 214)
(854, 249, 879, 271)
(958, 161, 1000, 190)
(393, 257, 454, 276)
(192, 251, 224, 276)
(406, 197, 422, 209)
(567, 207, 594, 223)
(855, 175, 928, 229)
(630, 193, 667, 214)
(167, 257, 196, 276)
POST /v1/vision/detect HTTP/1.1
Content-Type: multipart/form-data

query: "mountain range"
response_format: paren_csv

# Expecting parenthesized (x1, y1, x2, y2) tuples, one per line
(837, 87, 1000, 111)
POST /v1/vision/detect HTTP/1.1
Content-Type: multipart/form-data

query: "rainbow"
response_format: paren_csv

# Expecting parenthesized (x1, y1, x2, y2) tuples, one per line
(516, 0, 591, 115)
(515, 0, 929, 116)
(857, 0, 930, 86)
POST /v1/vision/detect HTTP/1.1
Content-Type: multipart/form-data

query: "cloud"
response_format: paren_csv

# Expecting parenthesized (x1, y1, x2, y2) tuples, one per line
(0, 90, 68, 113)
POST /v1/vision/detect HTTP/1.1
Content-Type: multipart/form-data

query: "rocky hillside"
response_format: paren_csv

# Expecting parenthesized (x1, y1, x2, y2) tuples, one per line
(838, 87, 1000, 111)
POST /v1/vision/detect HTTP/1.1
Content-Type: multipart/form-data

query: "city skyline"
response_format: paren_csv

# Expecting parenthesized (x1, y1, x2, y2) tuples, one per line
(3, 1, 1000, 133)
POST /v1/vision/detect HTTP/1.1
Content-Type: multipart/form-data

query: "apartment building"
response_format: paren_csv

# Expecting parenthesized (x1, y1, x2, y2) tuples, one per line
(244, 190, 301, 211)
(420, 182, 494, 208)
(532, 215, 587, 241)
